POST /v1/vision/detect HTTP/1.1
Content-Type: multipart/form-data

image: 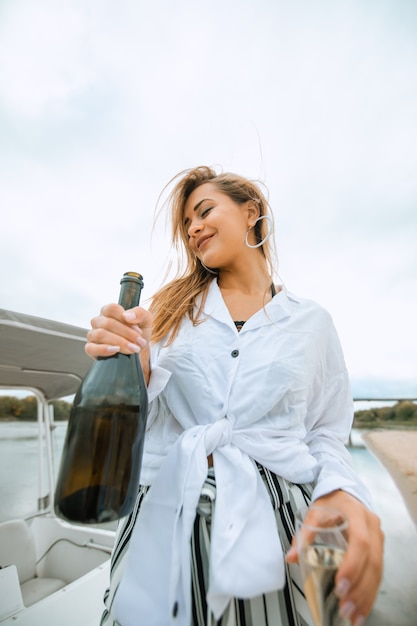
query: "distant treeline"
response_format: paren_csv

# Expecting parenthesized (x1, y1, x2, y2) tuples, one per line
(0, 395, 72, 421)
(1, 396, 416, 427)
(353, 400, 417, 428)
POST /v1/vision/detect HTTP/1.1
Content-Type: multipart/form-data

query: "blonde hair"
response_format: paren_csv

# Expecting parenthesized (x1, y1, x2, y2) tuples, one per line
(150, 166, 277, 344)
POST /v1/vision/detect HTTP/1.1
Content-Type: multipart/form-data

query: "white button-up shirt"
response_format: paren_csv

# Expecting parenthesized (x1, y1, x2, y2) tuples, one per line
(114, 280, 372, 626)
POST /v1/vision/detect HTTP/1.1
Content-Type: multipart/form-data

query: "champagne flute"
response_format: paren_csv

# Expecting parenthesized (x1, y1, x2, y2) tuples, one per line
(295, 505, 349, 626)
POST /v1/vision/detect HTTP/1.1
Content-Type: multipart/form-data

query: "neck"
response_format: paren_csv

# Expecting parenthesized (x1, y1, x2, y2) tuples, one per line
(217, 260, 272, 295)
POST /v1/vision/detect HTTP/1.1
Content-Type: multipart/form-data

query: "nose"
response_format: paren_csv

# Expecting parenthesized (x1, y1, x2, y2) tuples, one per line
(187, 218, 203, 239)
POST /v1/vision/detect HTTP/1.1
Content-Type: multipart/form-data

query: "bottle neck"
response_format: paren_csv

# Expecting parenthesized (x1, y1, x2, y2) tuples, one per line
(118, 273, 144, 309)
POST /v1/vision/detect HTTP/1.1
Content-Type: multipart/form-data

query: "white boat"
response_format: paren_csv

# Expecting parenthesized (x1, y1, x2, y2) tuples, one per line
(0, 309, 116, 626)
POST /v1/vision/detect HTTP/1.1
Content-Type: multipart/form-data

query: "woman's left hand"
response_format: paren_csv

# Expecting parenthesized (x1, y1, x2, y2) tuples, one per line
(286, 489, 384, 626)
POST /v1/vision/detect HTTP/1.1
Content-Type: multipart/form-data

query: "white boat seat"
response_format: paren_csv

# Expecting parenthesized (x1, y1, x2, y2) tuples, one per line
(0, 519, 66, 607)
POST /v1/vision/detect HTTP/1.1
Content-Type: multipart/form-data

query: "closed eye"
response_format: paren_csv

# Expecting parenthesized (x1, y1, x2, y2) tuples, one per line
(183, 198, 214, 234)
(183, 207, 211, 229)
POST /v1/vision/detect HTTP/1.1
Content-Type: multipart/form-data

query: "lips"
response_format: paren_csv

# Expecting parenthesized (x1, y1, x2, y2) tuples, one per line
(197, 234, 214, 250)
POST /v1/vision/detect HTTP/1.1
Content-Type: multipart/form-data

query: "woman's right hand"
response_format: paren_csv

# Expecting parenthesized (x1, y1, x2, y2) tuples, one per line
(85, 303, 153, 382)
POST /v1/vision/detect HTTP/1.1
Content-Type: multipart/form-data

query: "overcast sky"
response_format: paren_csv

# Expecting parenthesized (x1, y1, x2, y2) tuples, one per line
(1, 0, 416, 395)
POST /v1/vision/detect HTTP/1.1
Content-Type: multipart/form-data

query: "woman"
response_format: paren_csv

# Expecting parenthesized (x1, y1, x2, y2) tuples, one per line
(86, 166, 383, 626)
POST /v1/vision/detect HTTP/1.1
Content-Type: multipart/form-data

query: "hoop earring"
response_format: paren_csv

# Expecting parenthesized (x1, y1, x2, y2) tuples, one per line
(245, 215, 273, 249)
(200, 260, 218, 275)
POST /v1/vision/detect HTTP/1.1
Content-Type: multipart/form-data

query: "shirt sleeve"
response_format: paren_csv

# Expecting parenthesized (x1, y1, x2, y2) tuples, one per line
(146, 341, 171, 404)
(304, 312, 374, 510)
(140, 341, 179, 485)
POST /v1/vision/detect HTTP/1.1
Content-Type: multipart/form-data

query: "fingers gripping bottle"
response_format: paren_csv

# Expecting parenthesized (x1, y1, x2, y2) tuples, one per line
(54, 272, 148, 523)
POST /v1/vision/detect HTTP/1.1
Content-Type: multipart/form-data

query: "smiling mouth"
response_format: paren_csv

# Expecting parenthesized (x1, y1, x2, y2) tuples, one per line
(197, 235, 213, 250)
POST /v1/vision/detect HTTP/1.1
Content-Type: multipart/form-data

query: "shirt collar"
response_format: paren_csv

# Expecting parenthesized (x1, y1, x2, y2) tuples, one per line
(201, 279, 295, 330)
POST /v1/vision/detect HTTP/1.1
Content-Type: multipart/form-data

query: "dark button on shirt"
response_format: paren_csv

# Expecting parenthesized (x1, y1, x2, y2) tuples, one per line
(231, 349, 239, 358)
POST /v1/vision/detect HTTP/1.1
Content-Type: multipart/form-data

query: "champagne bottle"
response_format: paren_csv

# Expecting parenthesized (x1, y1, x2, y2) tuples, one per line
(54, 272, 148, 523)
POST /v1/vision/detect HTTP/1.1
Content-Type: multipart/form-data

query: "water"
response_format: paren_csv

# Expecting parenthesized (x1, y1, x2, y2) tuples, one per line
(0, 421, 67, 521)
(349, 440, 417, 626)
(0, 422, 416, 624)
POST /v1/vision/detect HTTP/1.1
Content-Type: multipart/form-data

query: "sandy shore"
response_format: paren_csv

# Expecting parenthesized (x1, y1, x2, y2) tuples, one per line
(362, 430, 417, 527)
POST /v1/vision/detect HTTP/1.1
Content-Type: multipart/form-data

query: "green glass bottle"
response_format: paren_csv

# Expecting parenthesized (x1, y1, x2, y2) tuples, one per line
(54, 272, 148, 523)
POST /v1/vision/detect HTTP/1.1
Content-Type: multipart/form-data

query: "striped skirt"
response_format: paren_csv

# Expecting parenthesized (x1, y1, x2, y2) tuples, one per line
(101, 465, 315, 626)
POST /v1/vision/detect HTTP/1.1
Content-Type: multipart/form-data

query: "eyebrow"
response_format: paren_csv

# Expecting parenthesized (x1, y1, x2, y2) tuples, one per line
(192, 198, 213, 212)
(184, 198, 214, 225)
